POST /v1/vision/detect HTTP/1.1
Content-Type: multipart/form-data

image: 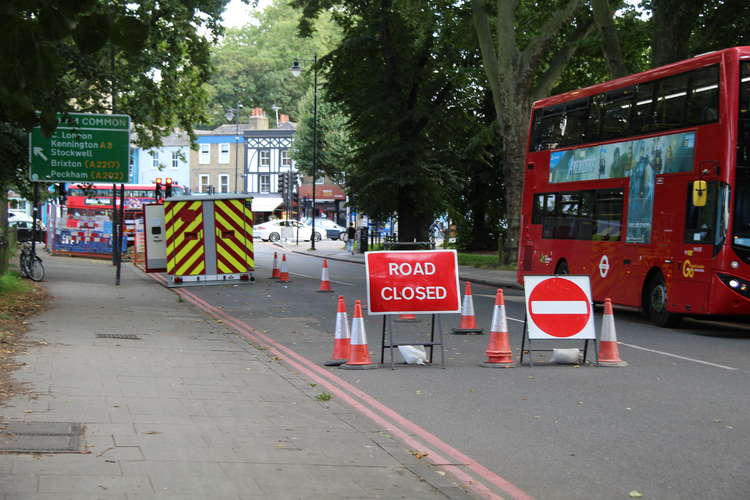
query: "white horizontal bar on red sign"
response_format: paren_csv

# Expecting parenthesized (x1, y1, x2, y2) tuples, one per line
(530, 301, 588, 314)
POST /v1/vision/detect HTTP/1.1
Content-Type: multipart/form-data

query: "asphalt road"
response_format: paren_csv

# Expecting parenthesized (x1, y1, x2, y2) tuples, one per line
(185, 242, 750, 499)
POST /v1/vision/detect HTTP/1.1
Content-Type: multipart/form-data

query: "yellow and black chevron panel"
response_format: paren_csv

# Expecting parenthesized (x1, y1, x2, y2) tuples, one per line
(213, 199, 254, 274)
(165, 200, 206, 276)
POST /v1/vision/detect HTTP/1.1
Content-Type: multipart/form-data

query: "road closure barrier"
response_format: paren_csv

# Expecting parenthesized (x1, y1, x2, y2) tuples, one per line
(278, 254, 290, 283)
(317, 259, 334, 293)
(480, 289, 514, 368)
(340, 300, 378, 370)
(598, 298, 628, 367)
(452, 281, 484, 335)
(325, 296, 350, 366)
(271, 252, 280, 279)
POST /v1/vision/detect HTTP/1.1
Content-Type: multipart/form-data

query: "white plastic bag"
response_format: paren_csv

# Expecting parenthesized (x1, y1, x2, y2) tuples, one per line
(549, 348, 581, 364)
(398, 345, 427, 365)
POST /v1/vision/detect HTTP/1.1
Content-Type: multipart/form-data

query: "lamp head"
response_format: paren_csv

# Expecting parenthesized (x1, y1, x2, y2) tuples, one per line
(290, 59, 302, 77)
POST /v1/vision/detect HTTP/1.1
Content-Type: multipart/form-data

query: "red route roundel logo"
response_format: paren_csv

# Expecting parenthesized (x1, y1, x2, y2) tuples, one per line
(527, 277, 591, 338)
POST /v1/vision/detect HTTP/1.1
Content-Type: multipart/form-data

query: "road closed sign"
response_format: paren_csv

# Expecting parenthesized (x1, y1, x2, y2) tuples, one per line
(524, 275, 595, 339)
(365, 250, 461, 315)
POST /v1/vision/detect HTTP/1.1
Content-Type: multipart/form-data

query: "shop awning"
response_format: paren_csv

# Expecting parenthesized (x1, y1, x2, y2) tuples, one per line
(251, 196, 283, 212)
(298, 184, 346, 201)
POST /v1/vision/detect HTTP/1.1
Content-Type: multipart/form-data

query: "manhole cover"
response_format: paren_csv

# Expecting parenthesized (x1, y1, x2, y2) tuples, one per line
(0, 422, 85, 453)
(96, 334, 141, 340)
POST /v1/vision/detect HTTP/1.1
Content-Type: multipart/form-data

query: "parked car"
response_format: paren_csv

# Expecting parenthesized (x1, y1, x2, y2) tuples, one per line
(303, 218, 346, 240)
(254, 219, 322, 242)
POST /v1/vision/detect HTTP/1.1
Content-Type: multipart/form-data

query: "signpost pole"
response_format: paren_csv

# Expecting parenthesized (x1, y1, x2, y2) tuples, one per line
(116, 184, 124, 286)
(112, 183, 117, 265)
(31, 183, 39, 258)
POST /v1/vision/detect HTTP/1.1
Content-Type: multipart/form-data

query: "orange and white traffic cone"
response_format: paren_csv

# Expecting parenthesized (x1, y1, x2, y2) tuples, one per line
(324, 296, 350, 366)
(278, 254, 290, 283)
(598, 298, 628, 367)
(480, 289, 514, 368)
(452, 281, 484, 334)
(317, 259, 334, 293)
(271, 252, 280, 279)
(340, 300, 378, 370)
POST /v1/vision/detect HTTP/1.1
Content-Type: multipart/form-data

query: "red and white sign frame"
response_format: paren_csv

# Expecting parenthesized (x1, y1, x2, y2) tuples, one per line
(365, 250, 461, 315)
(523, 275, 595, 340)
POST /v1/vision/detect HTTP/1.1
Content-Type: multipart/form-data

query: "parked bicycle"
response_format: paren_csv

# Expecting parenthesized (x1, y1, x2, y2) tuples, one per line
(18, 241, 45, 281)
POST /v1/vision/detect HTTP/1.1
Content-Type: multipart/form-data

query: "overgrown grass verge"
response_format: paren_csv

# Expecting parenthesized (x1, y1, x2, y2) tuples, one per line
(0, 272, 30, 296)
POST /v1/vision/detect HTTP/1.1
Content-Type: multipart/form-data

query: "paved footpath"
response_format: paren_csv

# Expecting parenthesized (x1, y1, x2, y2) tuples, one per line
(0, 255, 468, 500)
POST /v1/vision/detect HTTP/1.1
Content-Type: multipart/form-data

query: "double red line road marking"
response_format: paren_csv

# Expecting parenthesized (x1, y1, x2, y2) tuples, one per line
(151, 273, 533, 500)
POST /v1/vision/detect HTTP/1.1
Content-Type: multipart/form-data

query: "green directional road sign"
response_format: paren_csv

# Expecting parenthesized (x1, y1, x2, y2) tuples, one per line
(29, 112, 131, 183)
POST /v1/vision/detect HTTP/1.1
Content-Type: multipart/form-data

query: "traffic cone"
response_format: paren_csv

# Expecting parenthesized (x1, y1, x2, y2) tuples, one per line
(598, 298, 628, 367)
(340, 300, 378, 370)
(324, 296, 350, 366)
(271, 252, 280, 279)
(452, 281, 483, 334)
(480, 289, 514, 368)
(278, 254, 290, 283)
(317, 259, 334, 293)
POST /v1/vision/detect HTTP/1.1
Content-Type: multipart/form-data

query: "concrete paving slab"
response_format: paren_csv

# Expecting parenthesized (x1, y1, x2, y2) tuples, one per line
(0, 255, 457, 500)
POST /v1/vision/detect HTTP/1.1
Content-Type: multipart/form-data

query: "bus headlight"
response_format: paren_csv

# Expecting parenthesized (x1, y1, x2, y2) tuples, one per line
(731, 260, 740, 269)
(718, 273, 750, 297)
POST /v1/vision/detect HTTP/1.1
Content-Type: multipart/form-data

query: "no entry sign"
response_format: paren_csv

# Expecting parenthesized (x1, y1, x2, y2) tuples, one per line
(524, 275, 595, 339)
(365, 250, 460, 315)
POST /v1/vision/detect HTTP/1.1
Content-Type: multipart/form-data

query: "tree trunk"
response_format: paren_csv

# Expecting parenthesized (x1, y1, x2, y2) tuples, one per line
(651, 0, 703, 68)
(0, 189, 9, 275)
(498, 104, 530, 266)
(592, 0, 628, 78)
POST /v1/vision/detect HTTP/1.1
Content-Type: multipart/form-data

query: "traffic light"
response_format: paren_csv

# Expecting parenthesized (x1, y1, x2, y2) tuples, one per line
(155, 177, 162, 201)
(56, 183, 67, 204)
(164, 177, 173, 198)
(279, 172, 288, 197)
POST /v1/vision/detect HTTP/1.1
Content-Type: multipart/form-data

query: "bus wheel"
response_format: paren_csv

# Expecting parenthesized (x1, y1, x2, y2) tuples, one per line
(644, 273, 681, 327)
(555, 260, 569, 275)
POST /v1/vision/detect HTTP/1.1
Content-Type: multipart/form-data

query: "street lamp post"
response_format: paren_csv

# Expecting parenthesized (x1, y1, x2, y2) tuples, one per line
(225, 102, 243, 193)
(291, 53, 318, 250)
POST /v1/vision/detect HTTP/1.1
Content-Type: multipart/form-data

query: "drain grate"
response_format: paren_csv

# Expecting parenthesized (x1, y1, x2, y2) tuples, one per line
(0, 422, 85, 453)
(96, 334, 141, 340)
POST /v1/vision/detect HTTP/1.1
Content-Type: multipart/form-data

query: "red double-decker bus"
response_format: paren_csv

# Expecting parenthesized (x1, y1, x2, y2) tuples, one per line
(518, 46, 750, 326)
(65, 183, 185, 244)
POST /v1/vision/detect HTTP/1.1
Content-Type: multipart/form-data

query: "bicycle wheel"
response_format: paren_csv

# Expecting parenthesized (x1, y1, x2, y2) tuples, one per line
(27, 256, 45, 282)
(18, 252, 30, 278)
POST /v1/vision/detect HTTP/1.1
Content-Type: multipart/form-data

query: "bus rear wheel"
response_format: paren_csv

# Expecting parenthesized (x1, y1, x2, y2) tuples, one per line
(644, 273, 681, 327)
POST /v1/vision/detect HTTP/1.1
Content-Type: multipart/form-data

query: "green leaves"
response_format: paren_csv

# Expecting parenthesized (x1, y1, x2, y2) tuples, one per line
(111, 16, 150, 54)
(72, 13, 112, 54)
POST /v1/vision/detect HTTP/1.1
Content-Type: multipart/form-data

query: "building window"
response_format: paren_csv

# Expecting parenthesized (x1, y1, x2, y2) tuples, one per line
(259, 174, 270, 193)
(150, 151, 159, 168)
(280, 149, 291, 167)
(219, 174, 229, 193)
(260, 150, 271, 167)
(199, 174, 210, 193)
(199, 144, 211, 164)
(171, 151, 179, 168)
(219, 143, 230, 164)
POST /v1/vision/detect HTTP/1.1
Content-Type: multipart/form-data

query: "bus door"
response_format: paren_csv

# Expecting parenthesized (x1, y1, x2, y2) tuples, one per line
(590, 189, 625, 303)
(672, 181, 729, 314)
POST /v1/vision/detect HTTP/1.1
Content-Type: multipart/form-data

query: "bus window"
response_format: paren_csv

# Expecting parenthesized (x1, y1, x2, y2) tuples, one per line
(738, 61, 750, 168)
(654, 73, 689, 131)
(686, 65, 719, 125)
(685, 181, 728, 245)
(593, 189, 624, 241)
(631, 82, 656, 134)
(559, 99, 590, 147)
(599, 86, 635, 140)
(533, 105, 565, 151)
